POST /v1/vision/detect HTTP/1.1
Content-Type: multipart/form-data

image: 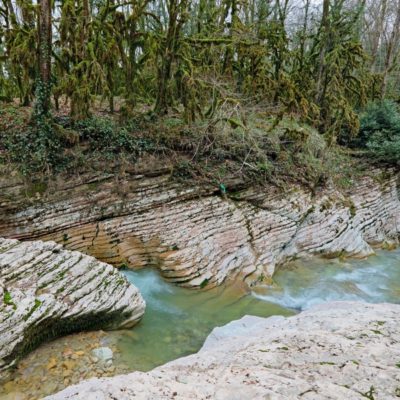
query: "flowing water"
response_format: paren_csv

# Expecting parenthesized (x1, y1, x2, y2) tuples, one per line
(114, 269, 291, 371)
(253, 249, 400, 310)
(1, 249, 400, 399)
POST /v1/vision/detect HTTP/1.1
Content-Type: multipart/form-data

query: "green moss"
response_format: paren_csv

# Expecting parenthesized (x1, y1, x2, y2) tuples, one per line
(3, 290, 17, 310)
(116, 278, 126, 286)
(23, 299, 42, 321)
(200, 278, 209, 289)
(24, 181, 48, 198)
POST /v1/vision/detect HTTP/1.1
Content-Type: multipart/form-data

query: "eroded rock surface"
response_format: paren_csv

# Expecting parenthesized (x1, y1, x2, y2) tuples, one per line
(46, 301, 400, 400)
(0, 238, 145, 381)
(0, 170, 399, 288)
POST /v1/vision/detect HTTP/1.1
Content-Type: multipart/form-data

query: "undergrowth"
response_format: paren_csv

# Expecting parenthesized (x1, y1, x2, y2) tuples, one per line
(0, 103, 358, 189)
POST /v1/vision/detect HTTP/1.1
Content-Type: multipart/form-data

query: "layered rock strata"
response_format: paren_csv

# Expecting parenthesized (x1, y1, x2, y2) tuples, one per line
(46, 301, 400, 400)
(0, 238, 145, 381)
(0, 170, 399, 288)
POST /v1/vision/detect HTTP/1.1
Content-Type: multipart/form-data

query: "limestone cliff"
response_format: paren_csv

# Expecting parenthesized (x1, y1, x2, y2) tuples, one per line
(0, 169, 399, 288)
(46, 301, 400, 400)
(0, 238, 145, 381)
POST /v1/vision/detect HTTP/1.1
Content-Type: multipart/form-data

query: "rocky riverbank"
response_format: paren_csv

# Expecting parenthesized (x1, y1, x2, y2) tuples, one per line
(46, 301, 400, 400)
(0, 238, 145, 382)
(0, 169, 399, 288)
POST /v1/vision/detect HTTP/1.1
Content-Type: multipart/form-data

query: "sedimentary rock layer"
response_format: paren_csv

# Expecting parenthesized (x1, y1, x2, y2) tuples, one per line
(46, 301, 400, 400)
(0, 238, 145, 381)
(0, 170, 399, 288)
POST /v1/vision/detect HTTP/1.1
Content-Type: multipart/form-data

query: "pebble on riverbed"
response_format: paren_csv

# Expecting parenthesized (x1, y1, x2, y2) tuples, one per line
(0, 331, 130, 400)
(91, 347, 113, 362)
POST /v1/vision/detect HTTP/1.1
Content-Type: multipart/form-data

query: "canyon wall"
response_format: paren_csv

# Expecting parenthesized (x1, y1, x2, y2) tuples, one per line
(0, 169, 399, 288)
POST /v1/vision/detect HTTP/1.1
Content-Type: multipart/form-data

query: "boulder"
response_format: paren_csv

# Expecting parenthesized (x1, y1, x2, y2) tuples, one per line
(0, 238, 145, 381)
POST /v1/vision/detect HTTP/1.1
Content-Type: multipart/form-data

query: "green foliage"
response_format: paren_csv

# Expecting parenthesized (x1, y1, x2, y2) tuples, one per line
(358, 100, 400, 164)
(4, 117, 64, 175)
(74, 117, 154, 155)
(359, 100, 400, 143)
(33, 79, 52, 119)
(148, 109, 353, 188)
(1, 0, 396, 183)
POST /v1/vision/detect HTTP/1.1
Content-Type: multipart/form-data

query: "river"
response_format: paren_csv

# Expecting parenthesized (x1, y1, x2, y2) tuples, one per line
(1, 249, 399, 399)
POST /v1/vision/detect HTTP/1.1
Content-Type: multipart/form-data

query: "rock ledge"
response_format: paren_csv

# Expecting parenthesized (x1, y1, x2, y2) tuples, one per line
(47, 301, 400, 400)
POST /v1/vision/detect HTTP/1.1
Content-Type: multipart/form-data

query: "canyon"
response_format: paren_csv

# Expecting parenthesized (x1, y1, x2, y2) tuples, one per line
(0, 168, 399, 399)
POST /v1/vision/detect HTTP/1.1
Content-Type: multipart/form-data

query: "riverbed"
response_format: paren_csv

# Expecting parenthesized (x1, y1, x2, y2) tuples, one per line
(1, 249, 399, 399)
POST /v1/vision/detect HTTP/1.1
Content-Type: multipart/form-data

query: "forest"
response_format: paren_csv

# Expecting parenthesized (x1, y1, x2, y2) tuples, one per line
(0, 0, 399, 185)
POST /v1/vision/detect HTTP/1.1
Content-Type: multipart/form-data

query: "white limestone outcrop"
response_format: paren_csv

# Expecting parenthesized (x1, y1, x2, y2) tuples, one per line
(0, 238, 145, 381)
(46, 301, 400, 400)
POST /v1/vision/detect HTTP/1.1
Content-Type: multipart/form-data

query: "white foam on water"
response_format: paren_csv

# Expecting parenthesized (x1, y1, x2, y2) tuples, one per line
(252, 249, 400, 310)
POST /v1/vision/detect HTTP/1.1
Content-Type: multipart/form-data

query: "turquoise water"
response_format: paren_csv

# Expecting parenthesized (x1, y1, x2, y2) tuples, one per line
(116, 269, 292, 370)
(117, 249, 400, 370)
(253, 249, 400, 310)
(116, 249, 400, 370)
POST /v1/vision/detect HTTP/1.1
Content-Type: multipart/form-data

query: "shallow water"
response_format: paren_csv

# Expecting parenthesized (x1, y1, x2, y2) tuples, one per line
(0, 269, 291, 399)
(1, 249, 399, 399)
(114, 268, 292, 371)
(253, 249, 400, 310)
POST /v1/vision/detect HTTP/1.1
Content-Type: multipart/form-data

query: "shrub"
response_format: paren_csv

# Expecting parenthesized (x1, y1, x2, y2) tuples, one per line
(4, 117, 66, 175)
(73, 117, 154, 155)
(357, 100, 400, 164)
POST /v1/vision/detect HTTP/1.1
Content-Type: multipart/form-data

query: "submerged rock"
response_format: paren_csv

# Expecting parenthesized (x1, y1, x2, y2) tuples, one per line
(46, 301, 400, 400)
(0, 238, 145, 381)
(91, 347, 113, 362)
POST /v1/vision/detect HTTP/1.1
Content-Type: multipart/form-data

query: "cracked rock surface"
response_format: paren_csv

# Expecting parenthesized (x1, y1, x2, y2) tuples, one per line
(46, 301, 400, 400)
(0, 170, 399, 288)
(0, 238, 145, 381)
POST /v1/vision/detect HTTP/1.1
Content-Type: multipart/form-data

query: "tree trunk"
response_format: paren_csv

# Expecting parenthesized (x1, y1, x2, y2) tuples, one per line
(369, 0, 387, 71)
(37, 0, 52, 114)
(155, 0, 189, 115)
(315, 0, 330, 104)
(381, 0, 400, 98)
